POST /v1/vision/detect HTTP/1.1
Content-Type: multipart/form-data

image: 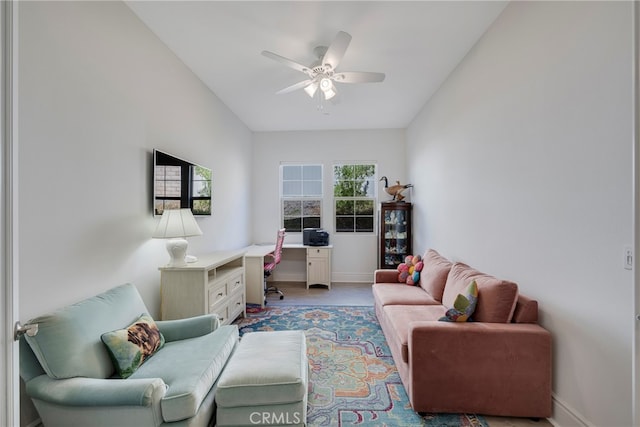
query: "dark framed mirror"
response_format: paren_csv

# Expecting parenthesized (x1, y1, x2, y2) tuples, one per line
(153, 149, 212, 216)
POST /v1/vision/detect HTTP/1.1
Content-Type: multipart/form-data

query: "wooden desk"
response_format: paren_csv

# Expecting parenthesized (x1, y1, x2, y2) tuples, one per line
(243, 244, 276, 306)
(244, 243, 333, 307)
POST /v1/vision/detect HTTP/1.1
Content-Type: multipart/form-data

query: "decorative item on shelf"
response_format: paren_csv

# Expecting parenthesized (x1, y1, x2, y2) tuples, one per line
(152, 208, 203, 267)
(379, 176, 413, 201)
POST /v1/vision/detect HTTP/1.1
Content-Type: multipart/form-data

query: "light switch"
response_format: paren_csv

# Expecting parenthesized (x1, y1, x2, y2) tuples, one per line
(624, 246, 633, 270)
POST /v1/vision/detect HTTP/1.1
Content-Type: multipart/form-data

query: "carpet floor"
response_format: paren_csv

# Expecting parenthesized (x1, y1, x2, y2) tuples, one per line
(234, 304, 488, 427)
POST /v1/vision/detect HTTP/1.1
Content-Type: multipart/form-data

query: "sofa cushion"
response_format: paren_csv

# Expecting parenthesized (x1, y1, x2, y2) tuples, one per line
(130, 324, 239, 422)
(24, 283, 150, 379)
(383, 305, 447, 363)
(442, 263, 518, 323)
(419, 249, 453, 302)
(372, 283, 440, 307)
(512, 295, 539, 324)
(101, 313, 166, 379)
(439, 280, 478, 322)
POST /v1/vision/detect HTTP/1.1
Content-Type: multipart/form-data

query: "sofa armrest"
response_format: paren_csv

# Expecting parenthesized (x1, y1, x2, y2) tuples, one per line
(407, 321, 552, 416)
(25, 375, 167, 407)
(374, 269, 398, 283)
(409, 320, 551, 377)
(156, 314, 220, 342)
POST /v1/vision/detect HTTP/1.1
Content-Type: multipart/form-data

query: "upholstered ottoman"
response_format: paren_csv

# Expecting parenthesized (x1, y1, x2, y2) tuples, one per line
(215, 330, 308, 426)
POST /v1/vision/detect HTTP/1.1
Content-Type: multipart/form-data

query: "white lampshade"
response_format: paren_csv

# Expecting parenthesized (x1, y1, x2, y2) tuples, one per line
(153, 208, 203, 239)
(319, 78, 336, 100)
(319, 77, 332, 91)
(153, 209, 203, 267)
(304, 82, 319, 98)
(323, 87, 336, 100)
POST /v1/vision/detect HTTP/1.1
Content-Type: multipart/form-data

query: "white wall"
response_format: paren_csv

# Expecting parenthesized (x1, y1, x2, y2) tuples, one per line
(18, 0, 252, 321)
(18, 2, 252, 423)
(407, 1, 634, 426)
(252, 129, 406, 282)
(18, 1, 253, 420)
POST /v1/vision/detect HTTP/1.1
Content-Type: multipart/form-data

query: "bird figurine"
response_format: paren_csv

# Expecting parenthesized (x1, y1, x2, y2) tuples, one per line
(380, 176, 413, 201)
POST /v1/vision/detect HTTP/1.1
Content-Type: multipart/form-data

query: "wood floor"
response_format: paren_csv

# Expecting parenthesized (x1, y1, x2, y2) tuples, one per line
(265, 281, 554, 427)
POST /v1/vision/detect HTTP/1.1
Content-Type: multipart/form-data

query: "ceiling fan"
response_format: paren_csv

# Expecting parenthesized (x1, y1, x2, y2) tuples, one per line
(262, 31, 385, 102)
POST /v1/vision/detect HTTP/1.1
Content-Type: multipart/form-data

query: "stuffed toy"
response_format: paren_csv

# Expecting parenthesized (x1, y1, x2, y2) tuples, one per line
(397, 254, 424, 285)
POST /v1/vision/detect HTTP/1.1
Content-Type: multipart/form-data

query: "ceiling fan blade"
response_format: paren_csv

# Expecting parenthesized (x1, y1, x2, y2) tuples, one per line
(322, 31, 351, 71)
(275, 79, 314, 95)
(333, 71, 386, 84)
(262, 50, 310, 74)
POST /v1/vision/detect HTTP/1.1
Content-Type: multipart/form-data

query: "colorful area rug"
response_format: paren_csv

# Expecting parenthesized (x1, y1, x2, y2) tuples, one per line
(235, 305, 488, 427)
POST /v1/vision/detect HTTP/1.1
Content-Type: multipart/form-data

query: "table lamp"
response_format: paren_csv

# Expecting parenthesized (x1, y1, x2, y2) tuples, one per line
(153, 208, 203, 267)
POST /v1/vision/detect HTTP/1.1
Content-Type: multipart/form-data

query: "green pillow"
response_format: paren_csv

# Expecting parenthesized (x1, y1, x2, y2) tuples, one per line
(439, 280, 478, 322)
(101, 313, 165, 378)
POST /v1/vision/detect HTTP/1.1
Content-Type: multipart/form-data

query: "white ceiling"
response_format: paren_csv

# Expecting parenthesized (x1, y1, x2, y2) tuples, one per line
(126, 1, 508, 132)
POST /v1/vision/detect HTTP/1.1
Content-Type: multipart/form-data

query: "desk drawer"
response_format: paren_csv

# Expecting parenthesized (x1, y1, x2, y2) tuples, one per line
(308, 248, 330, 258)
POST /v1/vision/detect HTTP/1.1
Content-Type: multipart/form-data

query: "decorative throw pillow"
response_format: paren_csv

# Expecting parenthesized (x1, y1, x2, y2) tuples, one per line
(101, 313, 165, 378)
(439, 280, 478, 322)
(397, 254, 424, 285)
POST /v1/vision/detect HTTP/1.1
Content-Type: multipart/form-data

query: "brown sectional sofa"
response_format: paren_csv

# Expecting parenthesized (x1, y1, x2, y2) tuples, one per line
(372, 249, 552, 418)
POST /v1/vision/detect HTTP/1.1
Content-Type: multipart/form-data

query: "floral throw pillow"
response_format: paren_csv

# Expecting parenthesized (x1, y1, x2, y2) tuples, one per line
(439, 280, 478, 322)
(101, 313, 165, 378)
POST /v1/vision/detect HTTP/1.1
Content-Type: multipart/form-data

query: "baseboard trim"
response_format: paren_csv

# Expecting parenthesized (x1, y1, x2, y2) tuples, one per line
(271, 273, 374, 283)
(271, 272, 304, 282)
(550, 393, 592, 427)
(331, 272, 372, 283)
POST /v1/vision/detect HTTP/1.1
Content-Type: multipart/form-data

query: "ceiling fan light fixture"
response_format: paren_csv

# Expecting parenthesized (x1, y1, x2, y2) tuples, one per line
(323, 87, 336, 100)
(319, 77, 332, 90)
(304, 82, 318, 98)
(319, 77, 336, 100)
(263, 31, 384, 109)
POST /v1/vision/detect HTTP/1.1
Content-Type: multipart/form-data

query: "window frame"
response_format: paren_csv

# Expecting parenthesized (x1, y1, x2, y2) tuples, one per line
(280, 163, 324, 233)
(332, 163, 377, 234)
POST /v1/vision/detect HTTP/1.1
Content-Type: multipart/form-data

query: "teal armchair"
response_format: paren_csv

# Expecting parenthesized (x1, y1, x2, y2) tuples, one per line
(20, 283, 239, 427)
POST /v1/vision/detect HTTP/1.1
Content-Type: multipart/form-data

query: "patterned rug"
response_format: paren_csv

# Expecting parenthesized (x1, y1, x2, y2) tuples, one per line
(234, 305, 488, 427)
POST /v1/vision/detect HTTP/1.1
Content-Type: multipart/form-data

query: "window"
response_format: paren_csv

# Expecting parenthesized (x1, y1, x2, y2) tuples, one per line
(333, 164, 376, 233)
(281, 164, 323, 232)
